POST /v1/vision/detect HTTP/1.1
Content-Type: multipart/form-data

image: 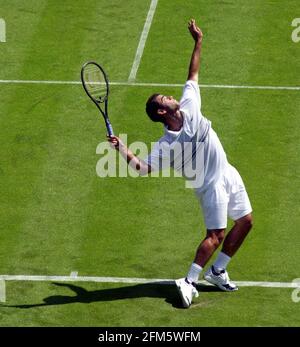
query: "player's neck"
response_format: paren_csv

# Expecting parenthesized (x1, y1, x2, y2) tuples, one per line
(165, 111, 183, 131)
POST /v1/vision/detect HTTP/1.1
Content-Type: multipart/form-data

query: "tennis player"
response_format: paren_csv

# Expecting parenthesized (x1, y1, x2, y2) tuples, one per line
(108, 19, 253, 308)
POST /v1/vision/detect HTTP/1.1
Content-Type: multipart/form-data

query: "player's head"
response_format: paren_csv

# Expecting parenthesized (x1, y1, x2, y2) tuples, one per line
(146, 94, 180, 123)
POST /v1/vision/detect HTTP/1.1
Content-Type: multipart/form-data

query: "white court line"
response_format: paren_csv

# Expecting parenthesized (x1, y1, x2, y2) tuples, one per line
(70, 271, 78, 278)
(0, 79, 299, 90)
(0, 274, 298, 289)
(128, 0, 158, 82)
(0, 79, 81, 85)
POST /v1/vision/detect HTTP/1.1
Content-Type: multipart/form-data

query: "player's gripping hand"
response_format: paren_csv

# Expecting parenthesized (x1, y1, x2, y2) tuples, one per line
(107, 135, 124, 150)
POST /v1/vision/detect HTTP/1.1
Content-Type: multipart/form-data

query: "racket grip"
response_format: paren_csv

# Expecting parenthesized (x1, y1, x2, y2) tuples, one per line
(106, 121, 114, 137)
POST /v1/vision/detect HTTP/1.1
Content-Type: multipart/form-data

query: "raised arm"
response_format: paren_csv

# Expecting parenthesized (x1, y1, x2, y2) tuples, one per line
(187, 19, 203, 82)
(107, 135, 152, 176)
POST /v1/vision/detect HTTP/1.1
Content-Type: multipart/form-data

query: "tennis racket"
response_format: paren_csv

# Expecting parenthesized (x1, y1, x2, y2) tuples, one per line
(81, 61, 114, 137)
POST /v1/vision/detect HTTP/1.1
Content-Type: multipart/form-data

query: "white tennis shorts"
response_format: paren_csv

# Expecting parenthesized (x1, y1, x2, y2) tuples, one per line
(197, 164, 252, 230)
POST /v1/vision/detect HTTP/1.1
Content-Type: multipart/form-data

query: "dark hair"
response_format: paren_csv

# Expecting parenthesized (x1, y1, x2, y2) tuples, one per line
(146, 94, 163, 122)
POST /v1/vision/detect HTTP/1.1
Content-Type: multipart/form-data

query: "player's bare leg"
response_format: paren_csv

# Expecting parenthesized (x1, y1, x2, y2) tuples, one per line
(221, 213, 253, 257)
(175, 228, 225, 308)
(204, 213, 253, 291)
(194, 229, 225, 267)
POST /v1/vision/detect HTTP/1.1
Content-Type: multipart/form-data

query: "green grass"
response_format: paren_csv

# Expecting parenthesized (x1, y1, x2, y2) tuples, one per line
(1, 282, 300, 327)
(0, 0, 299, 326)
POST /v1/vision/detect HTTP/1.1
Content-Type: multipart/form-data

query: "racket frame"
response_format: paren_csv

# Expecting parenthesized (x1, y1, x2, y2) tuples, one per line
(81, 61, 114, 136)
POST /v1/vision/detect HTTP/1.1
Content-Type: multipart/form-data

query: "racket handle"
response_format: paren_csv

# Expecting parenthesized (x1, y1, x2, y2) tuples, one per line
(106, 120, 114, 137)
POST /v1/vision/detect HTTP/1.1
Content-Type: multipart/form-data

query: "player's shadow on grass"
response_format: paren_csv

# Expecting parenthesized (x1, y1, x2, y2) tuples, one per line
(7, 282, 219, 309)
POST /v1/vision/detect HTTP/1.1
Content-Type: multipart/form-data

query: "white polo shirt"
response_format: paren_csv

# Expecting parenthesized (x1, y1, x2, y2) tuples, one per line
(145, 80, 229, 193)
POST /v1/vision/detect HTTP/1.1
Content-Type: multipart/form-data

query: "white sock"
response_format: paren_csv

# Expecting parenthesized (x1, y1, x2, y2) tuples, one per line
(186, 263, 203, 284)
(213, 252, 231, 272)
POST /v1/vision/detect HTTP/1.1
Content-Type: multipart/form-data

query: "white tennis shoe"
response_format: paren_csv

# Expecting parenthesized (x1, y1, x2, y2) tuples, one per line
(175, 278, 199, 308)
(204, 266, 238, 292)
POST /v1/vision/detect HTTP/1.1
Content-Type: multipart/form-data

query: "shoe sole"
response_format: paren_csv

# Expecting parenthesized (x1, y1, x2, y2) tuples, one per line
(204, 275, 238, 292)
(175, 280, 191, 308)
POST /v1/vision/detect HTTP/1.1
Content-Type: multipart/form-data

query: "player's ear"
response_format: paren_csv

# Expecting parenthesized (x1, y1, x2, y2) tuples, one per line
(157, 108, 167, 115)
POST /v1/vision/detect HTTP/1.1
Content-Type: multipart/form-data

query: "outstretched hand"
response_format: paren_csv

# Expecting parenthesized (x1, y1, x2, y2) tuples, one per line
(188, 19, 203, 43)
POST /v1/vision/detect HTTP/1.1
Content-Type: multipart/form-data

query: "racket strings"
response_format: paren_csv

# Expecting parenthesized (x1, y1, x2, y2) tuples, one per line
(83, 64, 108, 102)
